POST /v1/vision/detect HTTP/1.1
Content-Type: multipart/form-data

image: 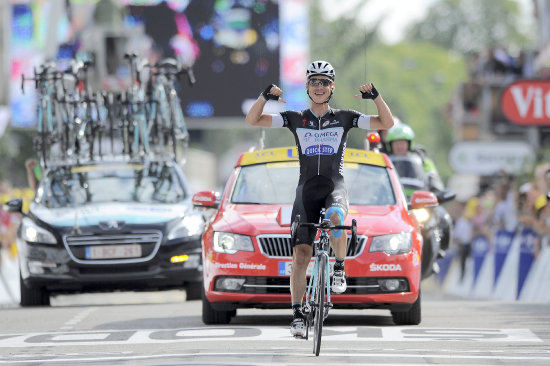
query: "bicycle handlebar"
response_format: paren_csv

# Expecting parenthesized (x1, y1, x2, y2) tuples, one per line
(292, 213, 358, 252)
(153, 59, 196, 86)
(21, 71, 64, 94)
(297, 221, 355, 231)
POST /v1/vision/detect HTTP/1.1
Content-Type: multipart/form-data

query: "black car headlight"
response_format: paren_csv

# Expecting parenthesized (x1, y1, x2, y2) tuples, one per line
(369, 232, 412, 255)
(167, 213, 204, 240)
(412, 208, 431, 224)
(213, 232, 254, 254)
(21, 217, 57, 244)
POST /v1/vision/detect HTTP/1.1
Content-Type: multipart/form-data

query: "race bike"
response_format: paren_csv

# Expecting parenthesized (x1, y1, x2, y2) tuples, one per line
(390, 153, 455, 279)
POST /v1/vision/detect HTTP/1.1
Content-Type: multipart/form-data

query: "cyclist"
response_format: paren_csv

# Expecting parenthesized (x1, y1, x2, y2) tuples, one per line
(245, 60, 394, 337)
(385, 122, 445, 193)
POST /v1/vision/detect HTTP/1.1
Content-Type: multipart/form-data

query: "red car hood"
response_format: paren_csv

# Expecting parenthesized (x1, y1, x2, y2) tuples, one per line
(213, 204, 412, 237)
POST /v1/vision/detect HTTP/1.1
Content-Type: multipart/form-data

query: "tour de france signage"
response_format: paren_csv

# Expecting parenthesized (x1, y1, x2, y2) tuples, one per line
(500, 80, 550, 125)
(449, 141, 535, 175)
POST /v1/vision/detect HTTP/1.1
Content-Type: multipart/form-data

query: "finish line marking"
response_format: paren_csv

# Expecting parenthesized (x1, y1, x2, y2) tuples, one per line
(0, 326, 541, 348)
(1, 350, 550, 364)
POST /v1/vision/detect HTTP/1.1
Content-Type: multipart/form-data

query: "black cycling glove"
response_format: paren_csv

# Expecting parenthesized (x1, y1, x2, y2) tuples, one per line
(262, 84, 279, 101)
(361, 84, 379, 100)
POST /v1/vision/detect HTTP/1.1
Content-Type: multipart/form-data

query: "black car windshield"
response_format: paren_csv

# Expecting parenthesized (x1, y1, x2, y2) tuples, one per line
(231, 162, 395, 205)
(390, 156, 427, 190)
(39, 162, 186, 208)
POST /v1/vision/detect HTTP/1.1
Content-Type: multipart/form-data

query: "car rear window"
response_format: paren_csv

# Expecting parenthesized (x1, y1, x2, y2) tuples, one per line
(231, 162, 395, 206)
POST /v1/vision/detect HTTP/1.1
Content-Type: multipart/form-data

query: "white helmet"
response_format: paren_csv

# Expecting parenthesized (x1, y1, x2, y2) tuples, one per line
(306, 60, 335, 80)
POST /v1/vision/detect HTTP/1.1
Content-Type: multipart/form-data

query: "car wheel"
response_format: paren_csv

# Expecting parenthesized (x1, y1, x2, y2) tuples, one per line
(19, 272, 50, 307)
(421, 234, 435, 279)
(201, 287, 232, 325)
(391, 291, 421, 325)
(185, 282, 202, 301)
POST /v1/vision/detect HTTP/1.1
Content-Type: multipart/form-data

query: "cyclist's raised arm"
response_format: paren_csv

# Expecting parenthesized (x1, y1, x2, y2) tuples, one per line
(355, 83, 394, 131)
(245, 84, 286, 128)
(245, 96, 273, 127)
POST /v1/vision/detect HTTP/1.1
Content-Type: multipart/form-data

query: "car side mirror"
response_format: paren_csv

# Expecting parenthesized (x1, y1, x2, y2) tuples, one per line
(408, 190, 438, 210)
(435, 189, 456, 204)
(192, 190, 220, 209)
(2, 198, 24, 214)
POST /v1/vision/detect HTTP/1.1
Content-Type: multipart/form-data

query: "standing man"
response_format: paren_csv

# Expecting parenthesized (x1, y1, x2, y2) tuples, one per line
(245, 60, 394, 337)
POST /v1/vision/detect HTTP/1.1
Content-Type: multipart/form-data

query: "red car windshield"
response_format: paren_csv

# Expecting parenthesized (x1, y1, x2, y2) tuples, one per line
(231, 162, 396, 206)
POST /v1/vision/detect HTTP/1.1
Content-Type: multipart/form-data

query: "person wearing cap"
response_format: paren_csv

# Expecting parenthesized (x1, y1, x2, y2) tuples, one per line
(245, 60, 394, 338)
(384, 122, 445, 193)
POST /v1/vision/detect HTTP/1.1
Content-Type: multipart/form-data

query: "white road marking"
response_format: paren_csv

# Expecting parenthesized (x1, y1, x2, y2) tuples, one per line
(1, 350, 550, 364)
(59, 307, 97, 331)
(0, 326, 541, 348)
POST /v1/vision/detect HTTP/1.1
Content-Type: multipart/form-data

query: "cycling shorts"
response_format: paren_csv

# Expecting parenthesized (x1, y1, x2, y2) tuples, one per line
(291, 175, 348, 247)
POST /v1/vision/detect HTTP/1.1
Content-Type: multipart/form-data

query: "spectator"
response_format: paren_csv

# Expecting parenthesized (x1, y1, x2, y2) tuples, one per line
(25, 159, 40, 191)
(453, 200, 474, 281)
(535, 195, 550, 237)
(492, 175, 518, 232)
(517, 182, 537, 228)
(0, 182, 16, 254)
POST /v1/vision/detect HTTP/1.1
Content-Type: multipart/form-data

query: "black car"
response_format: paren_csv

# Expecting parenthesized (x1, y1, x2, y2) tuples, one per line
(4, 160, 204, 306)
(390, 155, 455, 279)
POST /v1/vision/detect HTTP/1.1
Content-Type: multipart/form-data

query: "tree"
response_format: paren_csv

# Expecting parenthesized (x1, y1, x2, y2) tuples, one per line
(405, 0, 534, 54)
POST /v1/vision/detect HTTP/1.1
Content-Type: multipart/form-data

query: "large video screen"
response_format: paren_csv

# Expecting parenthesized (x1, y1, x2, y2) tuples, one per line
(126, 0, 280, 118)
(9, 0, 309, 127)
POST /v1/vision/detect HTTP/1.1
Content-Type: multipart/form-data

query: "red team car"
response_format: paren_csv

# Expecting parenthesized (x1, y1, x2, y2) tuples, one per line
(192, 147, 438, 325)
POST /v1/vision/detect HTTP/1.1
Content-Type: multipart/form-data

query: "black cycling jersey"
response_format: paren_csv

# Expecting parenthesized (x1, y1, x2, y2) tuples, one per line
(273, 108, 370, 183)
(271, 108, 371, 246)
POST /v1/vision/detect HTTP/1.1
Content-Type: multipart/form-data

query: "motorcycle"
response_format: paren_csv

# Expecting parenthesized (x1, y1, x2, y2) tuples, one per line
(390, 154, 455, 279)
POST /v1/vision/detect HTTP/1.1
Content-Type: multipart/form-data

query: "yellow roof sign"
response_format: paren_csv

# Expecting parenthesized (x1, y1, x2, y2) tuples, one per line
(238, 147, 386, 167)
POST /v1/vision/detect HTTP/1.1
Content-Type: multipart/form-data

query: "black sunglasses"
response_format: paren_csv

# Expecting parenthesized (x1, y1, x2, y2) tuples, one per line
(308, 78, 333, 87)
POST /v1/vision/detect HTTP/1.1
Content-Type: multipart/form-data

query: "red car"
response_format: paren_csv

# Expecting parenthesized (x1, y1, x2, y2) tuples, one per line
(192, 147, 438, 325)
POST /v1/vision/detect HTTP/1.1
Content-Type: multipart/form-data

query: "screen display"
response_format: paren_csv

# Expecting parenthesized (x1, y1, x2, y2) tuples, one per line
(126, 0, 280, 117)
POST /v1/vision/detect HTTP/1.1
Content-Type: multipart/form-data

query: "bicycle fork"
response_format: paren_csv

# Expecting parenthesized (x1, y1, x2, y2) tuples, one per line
(304, 250, 332, 324)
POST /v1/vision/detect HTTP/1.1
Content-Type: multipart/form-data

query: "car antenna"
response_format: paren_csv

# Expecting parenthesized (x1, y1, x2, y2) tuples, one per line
(71, 181, 82, 235)
(258, 128, 265, 150)
(71, 206, 81, 235)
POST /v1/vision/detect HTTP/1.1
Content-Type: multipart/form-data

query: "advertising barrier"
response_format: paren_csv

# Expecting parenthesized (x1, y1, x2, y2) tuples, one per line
(439, 225, 549, 302)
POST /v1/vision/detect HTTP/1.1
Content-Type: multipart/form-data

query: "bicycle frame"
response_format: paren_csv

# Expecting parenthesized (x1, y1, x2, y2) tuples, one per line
(292, 211, 357, 356)
(304, 227, 332, 320)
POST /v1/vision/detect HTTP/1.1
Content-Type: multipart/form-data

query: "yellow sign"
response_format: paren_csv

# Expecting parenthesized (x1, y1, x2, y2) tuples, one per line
(239, 147, 386, 167)
(239, 147, 298, 166)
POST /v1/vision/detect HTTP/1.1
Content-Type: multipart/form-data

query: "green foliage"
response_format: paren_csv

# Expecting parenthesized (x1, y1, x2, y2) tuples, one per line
(0, 129, 36, 188)
(405, 0, 534, 53)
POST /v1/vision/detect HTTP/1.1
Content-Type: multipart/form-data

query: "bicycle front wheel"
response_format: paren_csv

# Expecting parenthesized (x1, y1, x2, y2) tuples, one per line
(313, 254, 326, 356)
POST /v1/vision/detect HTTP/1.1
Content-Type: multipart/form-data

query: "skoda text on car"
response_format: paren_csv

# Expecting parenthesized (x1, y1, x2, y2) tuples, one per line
(5, 160, 204, 306)
(193, 147, 439, 325)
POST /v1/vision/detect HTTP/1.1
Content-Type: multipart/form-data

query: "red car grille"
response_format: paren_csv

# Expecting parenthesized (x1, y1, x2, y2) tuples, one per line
(257, 235, 367, 258)
(214, 276, 409, 295)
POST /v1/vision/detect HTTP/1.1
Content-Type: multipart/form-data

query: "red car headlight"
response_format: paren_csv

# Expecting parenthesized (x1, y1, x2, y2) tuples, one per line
(369, 232, 412, 255)
(213, 232, 254, 254)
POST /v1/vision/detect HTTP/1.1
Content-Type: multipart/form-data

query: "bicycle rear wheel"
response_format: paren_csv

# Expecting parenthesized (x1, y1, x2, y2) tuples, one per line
(313, 254, 326, 356)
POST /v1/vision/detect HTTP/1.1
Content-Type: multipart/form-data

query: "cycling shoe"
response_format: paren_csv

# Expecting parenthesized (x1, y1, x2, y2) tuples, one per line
(332, 270, 347, 293)
(290, 317, 306, 338)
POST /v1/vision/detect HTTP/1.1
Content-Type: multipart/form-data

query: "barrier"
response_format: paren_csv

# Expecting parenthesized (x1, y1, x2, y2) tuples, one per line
(440, 226, 549, 303)
(0, 250, 19, 305)
(493, 229, 514, 287)
(517, 227, 537, 299)
(520, 237, 550, 302)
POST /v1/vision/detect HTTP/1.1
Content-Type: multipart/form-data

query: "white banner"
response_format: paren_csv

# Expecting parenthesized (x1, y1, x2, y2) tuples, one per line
(449, 141, 535, 175)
